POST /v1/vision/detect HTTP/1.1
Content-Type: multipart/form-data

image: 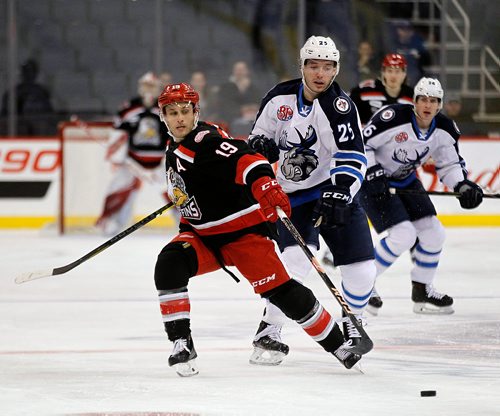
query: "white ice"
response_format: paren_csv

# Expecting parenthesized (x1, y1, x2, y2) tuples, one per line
(1, 227, 499, 416)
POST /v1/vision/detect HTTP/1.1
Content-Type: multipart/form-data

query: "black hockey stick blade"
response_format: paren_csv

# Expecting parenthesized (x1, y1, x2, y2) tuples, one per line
(389, 187, 500, 198)
(276, 208, 373, 355)
(14, 202, 174, 284)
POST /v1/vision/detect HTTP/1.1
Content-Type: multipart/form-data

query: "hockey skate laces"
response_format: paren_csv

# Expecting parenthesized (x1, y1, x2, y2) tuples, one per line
(254, 324, 282, 342)
(336, 316, 364, 338)
(172, 338, 190, 355)
(426, 285, 446, 300)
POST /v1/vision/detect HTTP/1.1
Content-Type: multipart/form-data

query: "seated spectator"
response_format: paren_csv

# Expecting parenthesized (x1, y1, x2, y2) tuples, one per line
(229, 102, 260, 138)
(386, 19, 431, 86)
(189, 70, 218, 122)
(1, 59, 55, 135)
(356, 40, 378, 82)
(159, 71, 173, 87)
(218, 61, 262, 126)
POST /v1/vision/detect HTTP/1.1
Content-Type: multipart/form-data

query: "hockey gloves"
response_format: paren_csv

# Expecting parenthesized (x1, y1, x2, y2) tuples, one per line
(312, 186, 351, 228)
(248, 135, 280, 164)
(364, 164, 389, 198)
(252, 176, 291, 222)
(454, 179, 483, 209)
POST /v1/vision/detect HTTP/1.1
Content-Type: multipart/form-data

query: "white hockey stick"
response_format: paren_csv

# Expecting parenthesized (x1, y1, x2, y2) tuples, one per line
(14, 202, 173, 284)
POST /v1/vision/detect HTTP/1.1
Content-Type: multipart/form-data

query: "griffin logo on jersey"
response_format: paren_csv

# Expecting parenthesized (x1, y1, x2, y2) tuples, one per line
(167, 168, 202, 220)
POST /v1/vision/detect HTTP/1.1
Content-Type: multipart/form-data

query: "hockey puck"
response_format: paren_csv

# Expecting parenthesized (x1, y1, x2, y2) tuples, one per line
(420, 390, 437, 397)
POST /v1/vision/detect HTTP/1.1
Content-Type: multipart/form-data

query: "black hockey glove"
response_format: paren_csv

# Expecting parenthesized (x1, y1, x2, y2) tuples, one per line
(248, 135, 280, 163)
(454, 179, 483, 209)
(312, 186, 351, 228)
(364, 164, 389, 198)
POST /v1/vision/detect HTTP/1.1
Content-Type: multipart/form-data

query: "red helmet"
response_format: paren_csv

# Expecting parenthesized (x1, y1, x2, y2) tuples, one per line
(158, 83, 200, 112)
(382, 53, 407, 69)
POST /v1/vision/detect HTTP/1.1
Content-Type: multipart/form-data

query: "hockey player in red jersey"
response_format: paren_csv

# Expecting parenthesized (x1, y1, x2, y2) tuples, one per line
(349, 53, 414, 125)
(154, 82, 368, 377)
(96, 72, 169, 235)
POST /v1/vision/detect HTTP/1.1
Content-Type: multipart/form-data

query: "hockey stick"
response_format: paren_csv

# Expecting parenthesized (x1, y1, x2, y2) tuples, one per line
(14, 202, 174, 284)
(389, 187, 500, 198)
(276, 207, 373, 355)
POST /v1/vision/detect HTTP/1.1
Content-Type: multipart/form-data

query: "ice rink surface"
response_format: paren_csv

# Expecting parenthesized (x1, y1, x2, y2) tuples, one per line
(1, 227, 499, 416)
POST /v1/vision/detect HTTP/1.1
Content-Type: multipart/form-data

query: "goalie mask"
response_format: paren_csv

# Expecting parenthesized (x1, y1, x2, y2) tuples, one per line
(138, 72, 160, 108)
(299, 35, 340, 92)
(413, 77, 444, 109)
(158, 83, 200, 136)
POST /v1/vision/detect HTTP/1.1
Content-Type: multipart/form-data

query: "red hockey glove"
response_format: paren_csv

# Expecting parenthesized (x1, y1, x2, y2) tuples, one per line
(251, 176, 291, 222)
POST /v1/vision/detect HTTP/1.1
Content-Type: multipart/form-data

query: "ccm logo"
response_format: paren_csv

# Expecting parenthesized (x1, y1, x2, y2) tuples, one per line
(260, 179, 278, 191)
(366, 169, 384, 181)
(252, 273, 276, 287)
(0, 149, 60, 173)
(323, 191, 350, 202)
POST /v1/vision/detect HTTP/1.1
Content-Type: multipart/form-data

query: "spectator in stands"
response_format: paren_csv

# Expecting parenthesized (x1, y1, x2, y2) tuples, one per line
(229, 102, 260, 138)
(386, 20, 431, 86)
(159, 71, 173, 87)
(1, 59, 55, 135)
(189, 71, 218, 122)
(217, 61, 262, 126)
(356, 40, 378, 82)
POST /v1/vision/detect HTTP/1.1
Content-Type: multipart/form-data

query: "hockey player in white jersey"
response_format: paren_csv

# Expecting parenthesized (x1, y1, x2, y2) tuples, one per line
(247, 35, 376, 365)
(359, 77, 483, 315)
(96, 72, 170, 235)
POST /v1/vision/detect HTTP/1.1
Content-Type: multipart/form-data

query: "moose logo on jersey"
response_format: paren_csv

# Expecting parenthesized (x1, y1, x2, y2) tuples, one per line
(391, 146, 430, 178)
(279, 125, 319, 181)
(167, 168, 202, 220)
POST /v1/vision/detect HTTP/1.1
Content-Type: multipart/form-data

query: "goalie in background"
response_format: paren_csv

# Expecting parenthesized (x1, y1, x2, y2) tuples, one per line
(96, 72, 170, 235)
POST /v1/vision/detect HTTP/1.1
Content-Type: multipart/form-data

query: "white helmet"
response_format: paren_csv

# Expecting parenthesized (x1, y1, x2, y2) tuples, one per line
(300, 36, 340, 67)
(138, 71, 160, 107)
(300, 35, 340, 90)
(413, 77, 444, 109)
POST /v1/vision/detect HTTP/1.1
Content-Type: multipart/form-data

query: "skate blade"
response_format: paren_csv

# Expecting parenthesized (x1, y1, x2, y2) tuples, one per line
(413, 303, 454, 315)
(352, 362, 364, 374)
(249, 347, 287, 366)
(172, 359, 199, 377)
(365, 305, 380, 316)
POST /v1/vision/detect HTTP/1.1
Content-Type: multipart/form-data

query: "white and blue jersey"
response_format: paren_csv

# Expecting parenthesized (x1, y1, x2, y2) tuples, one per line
(363, 104, 467, 189)
(251, 78, 367, 206)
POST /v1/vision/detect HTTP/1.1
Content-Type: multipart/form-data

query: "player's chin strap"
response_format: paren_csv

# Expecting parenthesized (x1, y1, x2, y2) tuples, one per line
(276, 207, 373, 355)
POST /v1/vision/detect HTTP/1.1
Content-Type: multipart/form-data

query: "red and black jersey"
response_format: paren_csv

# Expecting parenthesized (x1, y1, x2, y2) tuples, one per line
(114, 97, 169, 169)
(349, 79, 414, 125)
(165, 121, 275, 247)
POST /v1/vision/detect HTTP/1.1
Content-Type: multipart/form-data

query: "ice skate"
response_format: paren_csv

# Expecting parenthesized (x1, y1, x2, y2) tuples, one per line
(333, 339, 362, 370)
(412, 281, 454, 315)
(249, 321, 289, 366)
(168, 336, 199, 377)
(340, 311, 363, 348)
(366, 287, 383, 316)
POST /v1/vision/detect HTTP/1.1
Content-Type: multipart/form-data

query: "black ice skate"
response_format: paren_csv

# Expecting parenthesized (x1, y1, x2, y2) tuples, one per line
(412, 281, 454, 315)
(168, 335, 199, 377)
(366, 287, 383, 316)
(333, 339, 362, 370)
(341, 311, 363, 348)
(249, 321, 289, 366)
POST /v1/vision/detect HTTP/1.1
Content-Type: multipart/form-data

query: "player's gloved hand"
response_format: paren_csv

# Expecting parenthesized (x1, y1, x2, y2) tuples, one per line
(454, 179, 483, 209)
(364, 164, 389, 198)
(251, 176, 291, 222)
(312, 186, 351, 228)
(248, 135, 280, 163)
